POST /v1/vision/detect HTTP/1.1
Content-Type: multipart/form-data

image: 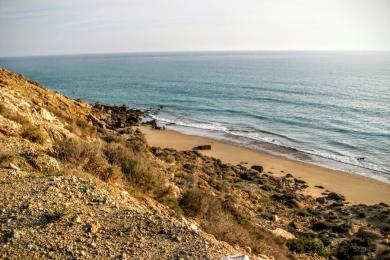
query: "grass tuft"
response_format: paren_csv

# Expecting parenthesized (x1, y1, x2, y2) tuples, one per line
(21, 125, 46, 144)
(45, 205, 72, 222)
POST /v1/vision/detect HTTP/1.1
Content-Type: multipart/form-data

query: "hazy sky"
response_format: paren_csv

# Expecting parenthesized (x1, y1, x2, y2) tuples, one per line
(0, 0, 389, 57)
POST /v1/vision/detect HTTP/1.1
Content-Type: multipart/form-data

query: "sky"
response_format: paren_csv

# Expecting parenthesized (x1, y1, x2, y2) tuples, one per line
(0, 0, 389, 57)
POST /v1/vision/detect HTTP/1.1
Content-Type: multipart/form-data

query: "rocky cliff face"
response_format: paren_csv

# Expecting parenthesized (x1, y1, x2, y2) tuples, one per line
(0, 68, 389, 259)
(0, 68, 245, 259)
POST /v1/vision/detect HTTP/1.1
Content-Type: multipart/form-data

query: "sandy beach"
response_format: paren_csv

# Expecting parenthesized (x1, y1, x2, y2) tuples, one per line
(139, 126, 390, 205)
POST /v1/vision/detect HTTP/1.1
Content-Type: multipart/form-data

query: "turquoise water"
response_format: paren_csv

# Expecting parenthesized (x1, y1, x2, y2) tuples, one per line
(1, 51, 390, 182)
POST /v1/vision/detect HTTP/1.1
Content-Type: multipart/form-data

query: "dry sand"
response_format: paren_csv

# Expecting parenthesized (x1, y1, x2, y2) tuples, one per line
(139, 126, 390, 205)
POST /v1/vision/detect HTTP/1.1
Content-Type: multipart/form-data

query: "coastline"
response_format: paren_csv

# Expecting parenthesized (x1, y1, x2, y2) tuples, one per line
(139, 125, 390, 205)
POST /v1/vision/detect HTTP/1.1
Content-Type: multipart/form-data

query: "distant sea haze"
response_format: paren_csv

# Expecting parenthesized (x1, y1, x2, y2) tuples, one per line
(1, 51, 390, 183)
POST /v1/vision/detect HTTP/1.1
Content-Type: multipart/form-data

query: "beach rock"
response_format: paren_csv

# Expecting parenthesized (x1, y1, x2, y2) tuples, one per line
(240, 170, 258, 180)
(327, 192, 346, 201)
(192, 145, 211, 151)
(272, 193, 301, 208)
(92, 103, 144, 129)
(143, 119, 163, 130)
(316, 197, 327, 204)
(250, 165, 263, 173)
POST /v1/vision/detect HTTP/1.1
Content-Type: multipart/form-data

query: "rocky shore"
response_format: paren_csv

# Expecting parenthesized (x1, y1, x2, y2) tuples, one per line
(0, 68, 389, 259)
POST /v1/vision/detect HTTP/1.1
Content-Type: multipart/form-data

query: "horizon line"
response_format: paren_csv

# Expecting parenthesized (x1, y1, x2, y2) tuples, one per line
(1, 49, 390, 59)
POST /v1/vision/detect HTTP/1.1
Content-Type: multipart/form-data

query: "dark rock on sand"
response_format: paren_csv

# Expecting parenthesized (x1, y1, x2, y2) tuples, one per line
(327, 192, 346, 201)
(251, 165, 264, 173)
(143, 119, 164, 130)
(240, 170, 259, 181)
(193, 145, 212, 151)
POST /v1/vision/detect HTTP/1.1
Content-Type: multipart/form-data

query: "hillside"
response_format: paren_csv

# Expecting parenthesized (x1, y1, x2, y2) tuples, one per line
(0, 68, 389, 259)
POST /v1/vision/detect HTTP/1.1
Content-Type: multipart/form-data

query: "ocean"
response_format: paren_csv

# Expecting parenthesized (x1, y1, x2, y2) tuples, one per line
(1, 51, 389, 183)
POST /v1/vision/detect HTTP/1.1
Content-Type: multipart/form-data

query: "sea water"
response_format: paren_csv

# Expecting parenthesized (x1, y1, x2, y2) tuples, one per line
(1, 51, 389, 182)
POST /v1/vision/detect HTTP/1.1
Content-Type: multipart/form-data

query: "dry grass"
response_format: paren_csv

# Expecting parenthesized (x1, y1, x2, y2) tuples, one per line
(0, 103, 47, 143)
(21, 125, 46, 144)
(0, 149, 12, 166)
(102, 133, 123, 143)
(179, 187, 290, 257)
(53, 137, 163, 192)
(180, 188, 220, 218)
(64, 118, 96, 137)
(0, 103, 30, 125)
(103, 143, 157, 187)
(52, 138, 111, 180)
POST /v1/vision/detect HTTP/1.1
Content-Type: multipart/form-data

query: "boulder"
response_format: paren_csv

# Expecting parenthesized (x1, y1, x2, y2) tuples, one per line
(143, 119, 163, 130)
(271, 228, 295, 240)
(327, 192, 346, 201)
(192, 145, 211, 151)
(250, 165, 263, 173)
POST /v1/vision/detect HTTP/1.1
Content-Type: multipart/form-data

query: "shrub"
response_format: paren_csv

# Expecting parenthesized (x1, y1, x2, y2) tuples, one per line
(335, 238, 376, 259)
(52, 138, 110, 180)
(287, 235, 329, 257)
(64, 118, 96, 137)
(21, 125, 46, 144)
(103, 143, 158, 188)
(204, 211, 253, 246)
(105, 165, 122, 183)
(41, 167, 63, 177)
(179, 187, 289, 257)
(0, 150, 12, 165)
(156, 186, 183, 216)
(180, 188, 220, 218)
(53, 138, 96, 163)
(102, 134, 122, 143)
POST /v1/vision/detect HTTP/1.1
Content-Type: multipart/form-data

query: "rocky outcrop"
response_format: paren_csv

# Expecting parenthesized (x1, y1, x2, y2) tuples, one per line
(92, 103, 144, 129)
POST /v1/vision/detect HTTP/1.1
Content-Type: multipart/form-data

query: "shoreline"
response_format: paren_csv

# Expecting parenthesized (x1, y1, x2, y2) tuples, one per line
(139, 125, 390, 205)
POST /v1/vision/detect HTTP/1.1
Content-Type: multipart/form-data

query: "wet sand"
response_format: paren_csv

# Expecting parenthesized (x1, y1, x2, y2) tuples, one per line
(139, 126, 390, 205)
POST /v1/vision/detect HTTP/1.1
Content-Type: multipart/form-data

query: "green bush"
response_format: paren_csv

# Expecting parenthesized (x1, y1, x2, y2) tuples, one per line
(156, 186, 183, 216)
(335, 238, 376, 259)
(287, 235, 329, 257)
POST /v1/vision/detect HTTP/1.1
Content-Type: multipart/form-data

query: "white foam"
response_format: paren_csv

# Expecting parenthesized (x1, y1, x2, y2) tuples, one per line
(147, 113, 390, 183)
